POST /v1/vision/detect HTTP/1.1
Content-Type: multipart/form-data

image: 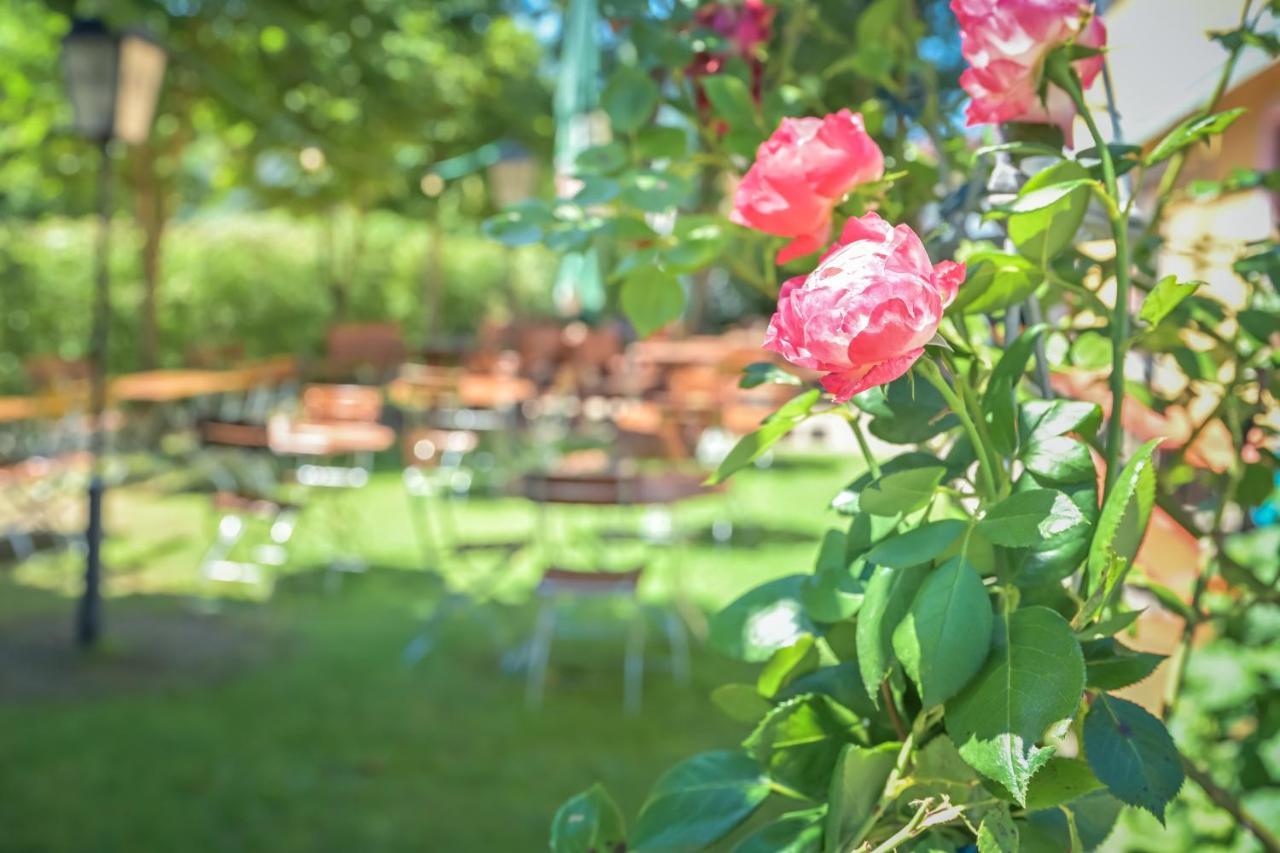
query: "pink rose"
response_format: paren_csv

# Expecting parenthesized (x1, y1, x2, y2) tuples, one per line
(951, 0, 1106, 143)
(731, 110, 885, 264)
(763, 213, 965, 402)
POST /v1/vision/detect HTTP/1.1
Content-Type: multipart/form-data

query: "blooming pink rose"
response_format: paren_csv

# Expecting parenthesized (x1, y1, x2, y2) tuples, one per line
(951, 0, 1106, 143)
(763, 213, 965, 402)
(731, 110, 885, 264)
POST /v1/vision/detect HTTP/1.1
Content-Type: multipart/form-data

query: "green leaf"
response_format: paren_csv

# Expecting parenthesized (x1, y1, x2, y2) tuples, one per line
(1020, 399, 1103, 442)
(620, 266, 685, 338)
(866, 520, 968, 569)
(575, 142, 629, 174)
(740, 362, 802, 389)
(635, 125, 689, 161)
(893, 557, 994, 708)
(710, 575, 814, 662)
(758, 635, 820, 698)
(1022, 790, 1123, 851)
(1075, 609, 1142, 641)
(945, 607, 1086, 803)
(712, 683, 773, 723)
(707, 390, 821, 485)
(802, 552, 867, 623)
(572, 175, 620, 205)
(1021, 436, 1096, 486)
(860, 466, 947, 516)
(978, 489, 1086, 548)
(825, 742, 900, 852)
(1023, 758, 1104, 811)
(857, 376, 958, 443)
(1083, 639, 1165, 691)
(1085, 438, 1162, 597)
(550, 784, 626, 853)
(620, 169, 692, 211)
(1144, 108, 1246, 166)
(482, 200, 554, 246)
(865, 514, 962, 568)
(630, 751, 771, 851)
(664, 217, 729, 272)
(702, 74, 760, 131)
(984, 324, 1047, 454)
(976, 803, 1019, 853)
(1005, 161, 1094, 264)
(949, 252, 1037, 316)
(777, 664, 878, 720)
(734, 809, 824, 853)
(743, 695, 867, 800)
(1083, 694, 1184, 822)
(1138, 275, 1202, 328)
(1011, 479, 1097, 588)
(856, 563, 930, 703)
(602, 65, 660, 134)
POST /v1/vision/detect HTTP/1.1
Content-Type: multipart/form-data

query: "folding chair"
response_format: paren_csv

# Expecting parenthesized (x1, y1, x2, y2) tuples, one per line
(519, 472, 695, 714)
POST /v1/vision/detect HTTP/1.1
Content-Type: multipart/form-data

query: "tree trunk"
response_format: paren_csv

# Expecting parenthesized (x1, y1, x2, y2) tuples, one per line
(421, 222, 444, 346)
(132, 143, 166, 369)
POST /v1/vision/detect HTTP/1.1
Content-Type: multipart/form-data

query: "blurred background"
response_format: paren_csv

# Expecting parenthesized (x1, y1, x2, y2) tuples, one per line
(0, 0, 1277, 850)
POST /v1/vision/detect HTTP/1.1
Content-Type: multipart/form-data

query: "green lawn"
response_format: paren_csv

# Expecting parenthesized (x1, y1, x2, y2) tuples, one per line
(0, 453, 858, 852)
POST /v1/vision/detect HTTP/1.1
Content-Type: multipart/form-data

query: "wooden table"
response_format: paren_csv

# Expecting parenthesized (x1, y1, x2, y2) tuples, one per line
(0, 397, 43, 424)
(111, 357, 297, 404)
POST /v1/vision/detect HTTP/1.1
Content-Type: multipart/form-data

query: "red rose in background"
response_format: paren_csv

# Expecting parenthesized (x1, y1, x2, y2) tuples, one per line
(731, 110, 885, 264)
(763, 213, 964, 401)
(951, 0, 1106, 143)
(688, 0, 775, 120)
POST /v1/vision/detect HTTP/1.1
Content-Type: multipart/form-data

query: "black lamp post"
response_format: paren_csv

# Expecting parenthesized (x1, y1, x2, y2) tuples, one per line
(60, 19, 166, 648)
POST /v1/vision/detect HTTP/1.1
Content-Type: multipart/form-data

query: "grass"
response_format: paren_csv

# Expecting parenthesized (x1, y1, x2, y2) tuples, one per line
(0, 453, 858, 852)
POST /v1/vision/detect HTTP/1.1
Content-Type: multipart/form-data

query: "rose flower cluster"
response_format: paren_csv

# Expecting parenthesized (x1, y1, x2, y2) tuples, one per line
(735, 0, 1104, 400)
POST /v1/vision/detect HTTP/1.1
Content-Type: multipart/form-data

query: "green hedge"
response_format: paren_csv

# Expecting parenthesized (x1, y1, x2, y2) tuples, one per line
(0, 212, 556, 392)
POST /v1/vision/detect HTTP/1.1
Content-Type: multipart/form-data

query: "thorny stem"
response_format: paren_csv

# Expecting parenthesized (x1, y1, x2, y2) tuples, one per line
(1181, 754, 1280, 853)
(1162, 398, 1244, 720)
(917, 359, 1000, 503)
(1054, 63, 1134, 499)
(881, 681, 908, 741)
(847, 412, 882, 479)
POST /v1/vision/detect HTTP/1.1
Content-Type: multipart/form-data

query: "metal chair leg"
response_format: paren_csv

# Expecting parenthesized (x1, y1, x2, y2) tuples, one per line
(525, 598, 557, 709)
(624, 608, 647, 715)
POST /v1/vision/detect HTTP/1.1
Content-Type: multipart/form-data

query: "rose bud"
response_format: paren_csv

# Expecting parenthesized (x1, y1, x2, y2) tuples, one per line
(763, 213, 965, 402)
(731, 110, 885, 264)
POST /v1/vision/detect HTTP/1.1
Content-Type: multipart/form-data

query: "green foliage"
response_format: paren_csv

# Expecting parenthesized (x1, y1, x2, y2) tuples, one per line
(856, 563, 930, 703)
(892, 557, 993, 708)
(945, 607, 1085, 803)
(743, 695, 867, 800)
(1144, 108, 1247, 166)
(710, 576, 814, 663)
(629, 752, 772, 851)
(550, 784, 626, 853)
(707, 391, 823, 485)
(1084, 695, 1184, 822)
(0, 216, 555, 389)
(547, 3, 1275, 850)
(620, 265, 685, 336)
(824, 743, 899, 851)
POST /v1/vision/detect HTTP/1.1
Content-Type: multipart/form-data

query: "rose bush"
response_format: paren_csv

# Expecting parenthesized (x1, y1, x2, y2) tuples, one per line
(488, 1, 1279, 850)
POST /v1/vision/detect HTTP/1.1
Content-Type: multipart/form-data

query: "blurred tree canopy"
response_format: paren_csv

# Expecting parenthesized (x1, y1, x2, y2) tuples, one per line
(4, 0, 553, 217)
(1, 0, 554, 370)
